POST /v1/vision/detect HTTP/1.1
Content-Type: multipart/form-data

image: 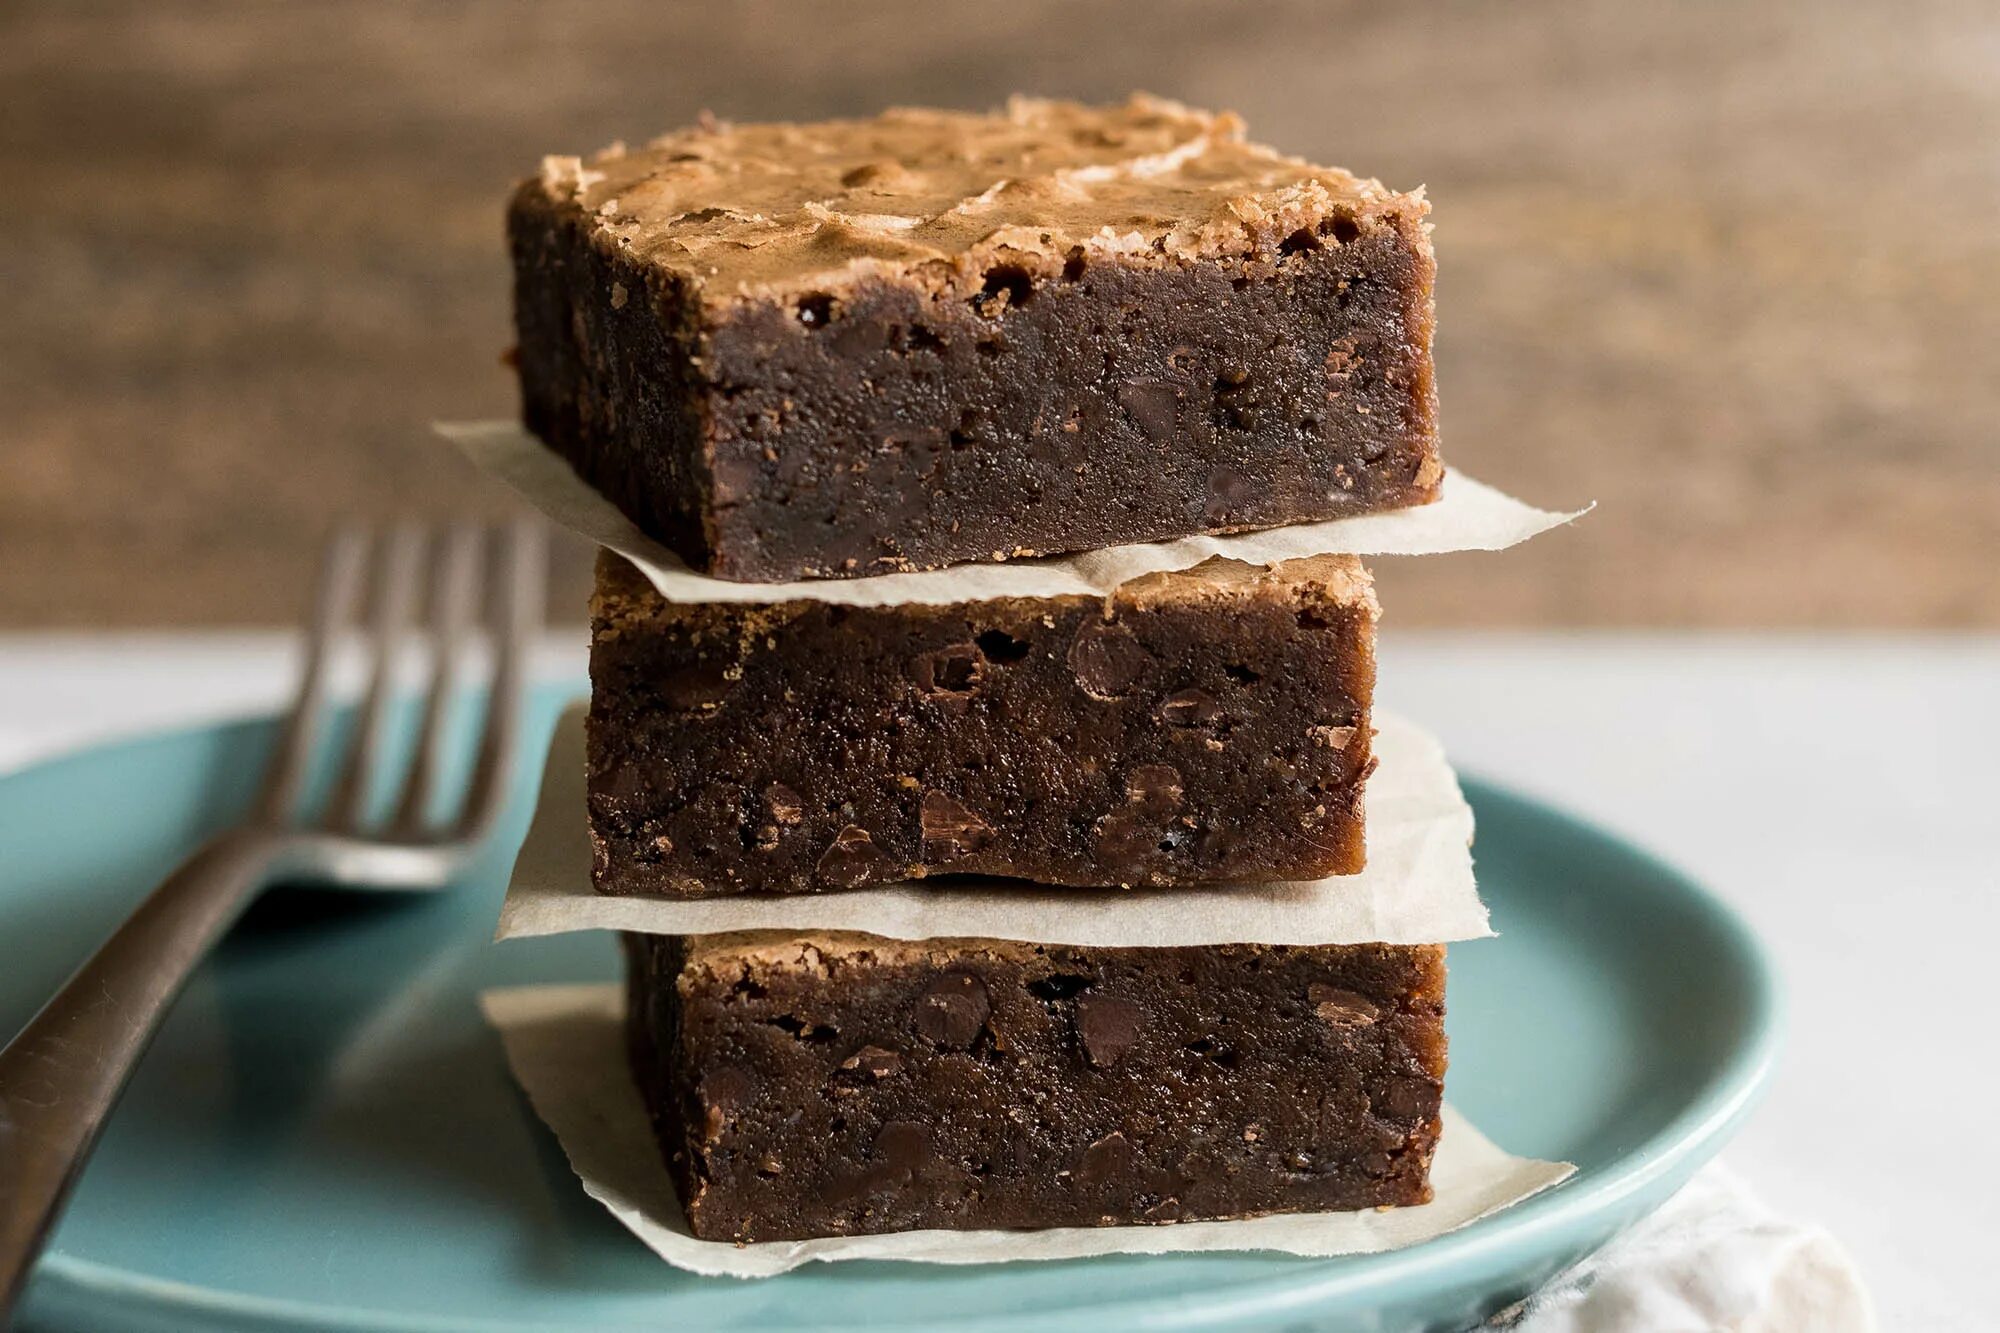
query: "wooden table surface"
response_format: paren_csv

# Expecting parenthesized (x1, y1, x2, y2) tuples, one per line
(4, 0, 1995, 626)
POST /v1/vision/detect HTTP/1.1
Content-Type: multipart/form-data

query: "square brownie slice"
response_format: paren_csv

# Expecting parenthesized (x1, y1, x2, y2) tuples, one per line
(625, 930, 1447, 1242)
(588, 550, 1376, 896)
(511, 95, 1440, 581)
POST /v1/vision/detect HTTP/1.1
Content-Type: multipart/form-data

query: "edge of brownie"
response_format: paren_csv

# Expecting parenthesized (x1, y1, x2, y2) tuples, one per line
(586, 550, 1378, 896)
(511, 184, 724, 562)
(509, 97, 1441, 581)
(625, 930, 1447, 1242)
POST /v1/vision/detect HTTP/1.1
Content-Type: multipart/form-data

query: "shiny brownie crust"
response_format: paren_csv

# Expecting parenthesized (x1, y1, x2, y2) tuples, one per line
(510, 193, 1440, 582)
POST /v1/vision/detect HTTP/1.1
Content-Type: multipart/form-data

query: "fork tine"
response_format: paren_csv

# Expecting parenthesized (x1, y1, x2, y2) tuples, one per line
(390, 523, 482, 834)
(456, 518, 546, 841)
(326, 524, 425, 831)
(256, 528, 368, 824)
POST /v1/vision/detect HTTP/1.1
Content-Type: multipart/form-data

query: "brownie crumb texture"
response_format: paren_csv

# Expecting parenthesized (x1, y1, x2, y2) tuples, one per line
(587, 552, 1377, 896)
(626, 932, 1447, 1241)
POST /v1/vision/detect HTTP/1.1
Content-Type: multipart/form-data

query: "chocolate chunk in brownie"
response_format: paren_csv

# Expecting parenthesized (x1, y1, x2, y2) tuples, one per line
(588, 549, 1376, 896)
(511, 95, 1441, 581)
(625, 930, 1447, 1242)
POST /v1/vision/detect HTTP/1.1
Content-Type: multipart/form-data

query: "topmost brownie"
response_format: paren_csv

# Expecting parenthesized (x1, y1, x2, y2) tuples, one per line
(510, 95, 1441, 582)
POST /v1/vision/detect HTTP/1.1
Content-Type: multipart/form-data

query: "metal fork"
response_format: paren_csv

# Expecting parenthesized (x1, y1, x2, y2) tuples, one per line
(0, 520, 546, 1319)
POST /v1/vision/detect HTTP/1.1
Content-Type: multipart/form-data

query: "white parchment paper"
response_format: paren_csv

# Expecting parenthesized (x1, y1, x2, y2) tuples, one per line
(482, 982, 1574, 1278)
(438, 420, 1586, 608)
(500, 704, 1489, 947)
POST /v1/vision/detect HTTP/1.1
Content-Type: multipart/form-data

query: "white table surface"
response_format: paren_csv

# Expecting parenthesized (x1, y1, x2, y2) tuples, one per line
(0, 631, 1991, 1331)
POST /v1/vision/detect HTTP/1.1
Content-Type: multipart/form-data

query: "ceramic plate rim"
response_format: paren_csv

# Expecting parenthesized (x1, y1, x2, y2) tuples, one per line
(8, 705, 1782, 1333)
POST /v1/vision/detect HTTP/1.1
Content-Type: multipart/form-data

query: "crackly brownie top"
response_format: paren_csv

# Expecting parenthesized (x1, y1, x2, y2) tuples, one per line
(524, 94, 1425, 301)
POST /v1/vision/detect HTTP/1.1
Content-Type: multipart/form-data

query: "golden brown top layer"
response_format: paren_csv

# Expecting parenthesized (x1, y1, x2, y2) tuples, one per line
(591, 550, 1373, 643)
(1112, 554, 1374, 617)
(677, 931, 1046, 980)
(525, 94, 1424, 301)
(674, 930, 1445, 981)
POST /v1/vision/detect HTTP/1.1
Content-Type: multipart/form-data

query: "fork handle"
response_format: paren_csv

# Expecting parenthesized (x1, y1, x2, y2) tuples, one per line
(0, 829, 288, 1319)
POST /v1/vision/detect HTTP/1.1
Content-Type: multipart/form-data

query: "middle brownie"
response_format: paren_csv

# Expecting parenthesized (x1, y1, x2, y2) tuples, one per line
(588, 550, 1377, 897)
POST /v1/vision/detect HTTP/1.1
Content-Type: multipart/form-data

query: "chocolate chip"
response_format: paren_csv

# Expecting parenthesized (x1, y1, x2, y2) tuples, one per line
(697, 1065, 755, 1143)
(913, 973, 989, 1048)
(1205, 467, 1256, 523)
(1362, 1118, 1409, 1151)
(1159, 688, 1221, 728)
(823, 1117, 938, 1203)
(817, 825, 885, 888)
(765, 784, 804, 825)
(593, 762, 650, 804)
(1123, 764, 1184, 815)
(1199, 822, 1240, 861)
(661, 661, 731, 710)
(1068, 622, 1153, 699)
(1372, 1076, 1440, 1121)
(1078, 1130, 1133, 1184)
(700, 1064, 754, 1111)
(872, 1120, 929, 1169)
(1092, 807, 1162, 863)
(920, 791, 994, 861)
(839, 1045, 903, 1079)
(1116, 379, 1180, 442)
(1076, 994, 1143, 1068)
(1360, 1150, 1395, 1178)
(707, 449, 761, 507)
(1308, 983, 1381, 1028)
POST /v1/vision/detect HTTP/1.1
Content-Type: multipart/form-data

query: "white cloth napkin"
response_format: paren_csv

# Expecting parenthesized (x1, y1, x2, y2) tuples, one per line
(1499, 1163, 1876, 1332)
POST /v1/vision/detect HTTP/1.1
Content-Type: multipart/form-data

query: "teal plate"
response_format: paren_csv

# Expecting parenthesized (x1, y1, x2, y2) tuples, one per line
(2, 683, 1778, 1333)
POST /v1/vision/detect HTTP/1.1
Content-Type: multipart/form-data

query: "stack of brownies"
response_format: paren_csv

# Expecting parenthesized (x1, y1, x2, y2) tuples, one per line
(506, 95, 1457, 1243)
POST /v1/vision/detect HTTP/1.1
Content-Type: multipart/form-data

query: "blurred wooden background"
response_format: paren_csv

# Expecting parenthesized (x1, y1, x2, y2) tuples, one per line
(3, 0, 1995, 626)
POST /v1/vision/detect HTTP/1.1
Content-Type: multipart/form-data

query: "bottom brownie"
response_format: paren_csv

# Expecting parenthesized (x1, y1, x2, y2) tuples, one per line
(624, 930, 1447, 1242)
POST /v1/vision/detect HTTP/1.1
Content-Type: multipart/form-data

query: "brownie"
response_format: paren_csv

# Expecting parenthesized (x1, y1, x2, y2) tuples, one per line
(588, 549, 1376, 896)
(624, 930, 1446, 1242)
(511, 95, 1441, 582)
